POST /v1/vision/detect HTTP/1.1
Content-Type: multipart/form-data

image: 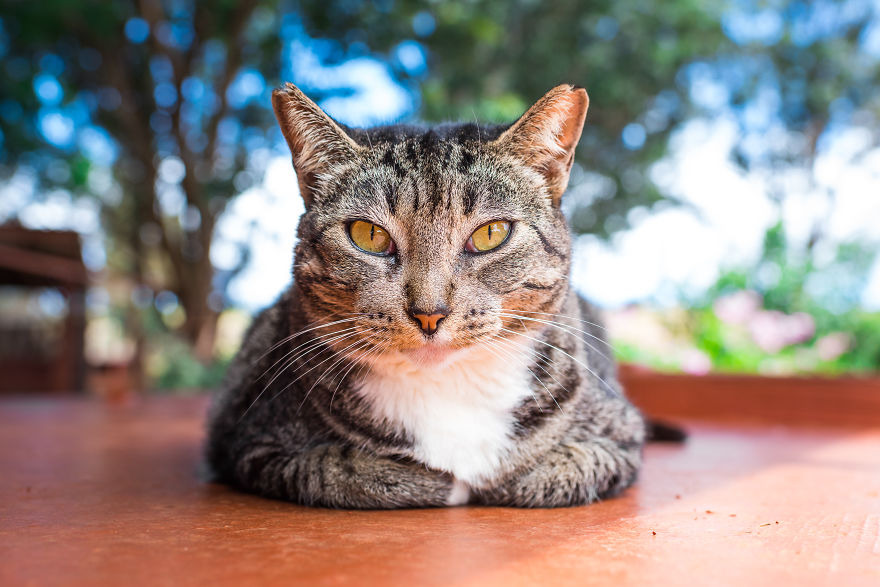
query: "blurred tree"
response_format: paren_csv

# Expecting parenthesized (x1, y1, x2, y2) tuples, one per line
(0, 0, 281, 362)
(1, 0, 877, 378)
(697, 1, 880, 259)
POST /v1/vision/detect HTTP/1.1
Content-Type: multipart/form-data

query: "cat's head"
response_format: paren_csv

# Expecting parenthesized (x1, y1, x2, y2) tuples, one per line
(273, 83, 587, 366)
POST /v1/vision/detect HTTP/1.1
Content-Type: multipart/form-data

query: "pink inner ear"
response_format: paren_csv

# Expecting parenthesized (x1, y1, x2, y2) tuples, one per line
(555, 90, 589, 153)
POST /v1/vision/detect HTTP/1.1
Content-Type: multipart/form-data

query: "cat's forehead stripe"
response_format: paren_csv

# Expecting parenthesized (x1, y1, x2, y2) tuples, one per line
(384, 182, 397, 214)
(459, 150, 476, 175)
(373, 138, 485, 217)
(380, 148, 405, 178)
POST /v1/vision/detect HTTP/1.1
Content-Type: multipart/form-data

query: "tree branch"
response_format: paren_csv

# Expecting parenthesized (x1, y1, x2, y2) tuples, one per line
(203, 0, 259, 173)
(101, 46, 187, 292)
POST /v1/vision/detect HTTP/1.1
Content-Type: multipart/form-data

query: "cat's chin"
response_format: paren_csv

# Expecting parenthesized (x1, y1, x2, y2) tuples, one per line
(400, 343, 461, 368)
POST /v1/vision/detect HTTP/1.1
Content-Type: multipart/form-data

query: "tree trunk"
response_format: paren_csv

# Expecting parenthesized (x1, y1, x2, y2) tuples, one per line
(178, 253, 219, 363)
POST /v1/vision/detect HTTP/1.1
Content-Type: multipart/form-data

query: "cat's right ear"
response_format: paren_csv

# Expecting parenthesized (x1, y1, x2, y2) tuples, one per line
(272, 83, 360, 206)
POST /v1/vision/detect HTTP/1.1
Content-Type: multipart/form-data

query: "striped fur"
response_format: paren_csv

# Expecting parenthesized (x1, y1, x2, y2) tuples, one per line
(205, 83, 645, 508)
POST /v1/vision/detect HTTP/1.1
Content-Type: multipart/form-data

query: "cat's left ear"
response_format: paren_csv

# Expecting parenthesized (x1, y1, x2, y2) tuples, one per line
(493, 84, 589, 205)
(272, 83, 361, 206)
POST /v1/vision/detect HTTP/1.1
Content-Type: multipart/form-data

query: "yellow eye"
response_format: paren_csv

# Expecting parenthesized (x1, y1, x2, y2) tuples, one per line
(349, 220, 394, 255)
(467, 221, 511, 252)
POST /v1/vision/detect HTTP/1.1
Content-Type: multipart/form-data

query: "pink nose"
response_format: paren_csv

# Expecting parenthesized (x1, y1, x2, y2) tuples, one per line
(408, 309, 448, 335)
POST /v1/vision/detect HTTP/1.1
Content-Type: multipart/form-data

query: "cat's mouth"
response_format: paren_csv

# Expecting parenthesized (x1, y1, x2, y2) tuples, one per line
(400, 342, 460, 368)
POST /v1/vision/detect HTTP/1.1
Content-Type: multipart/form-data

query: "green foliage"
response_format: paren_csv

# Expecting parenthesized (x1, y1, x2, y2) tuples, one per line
(623, 221, 880, 375)
(148, 335, 230, 391)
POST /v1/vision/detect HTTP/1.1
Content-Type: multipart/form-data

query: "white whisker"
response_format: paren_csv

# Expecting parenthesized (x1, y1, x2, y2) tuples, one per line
(328, 339, 390, 412)
(256, 315, 364, 361)
(490, 334, 568, 412)
(494, 311, 616, 360)
(238, 329, 368, 423)
(499, 327, 620, 397)
(479, 335, 546, 412)
(271, 331, 378, 408)
(261, 328, 363, 391)
(497, 309, 610, 332)
(258, 326, 363, 382)
(297, 337, 376, 415)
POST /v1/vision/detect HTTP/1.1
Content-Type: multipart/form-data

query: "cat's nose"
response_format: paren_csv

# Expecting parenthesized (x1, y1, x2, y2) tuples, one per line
(407, 307, 449, 336)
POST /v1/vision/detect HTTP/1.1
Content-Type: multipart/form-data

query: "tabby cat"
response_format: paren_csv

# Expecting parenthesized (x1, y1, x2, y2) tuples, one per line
(205, 83, 645, 508)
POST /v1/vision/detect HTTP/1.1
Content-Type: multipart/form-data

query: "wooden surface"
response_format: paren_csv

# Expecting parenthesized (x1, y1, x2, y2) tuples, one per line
(621, 368, 880, 429)
(2, 385, 880, 586)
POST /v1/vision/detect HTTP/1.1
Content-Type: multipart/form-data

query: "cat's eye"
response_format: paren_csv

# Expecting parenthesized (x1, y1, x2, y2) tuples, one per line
(348, 220, 395, 255)
(466, 221, 511, 253)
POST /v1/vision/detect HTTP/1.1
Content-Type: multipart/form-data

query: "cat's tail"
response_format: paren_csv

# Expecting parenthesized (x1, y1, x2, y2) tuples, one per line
(646, 419, 688, 442)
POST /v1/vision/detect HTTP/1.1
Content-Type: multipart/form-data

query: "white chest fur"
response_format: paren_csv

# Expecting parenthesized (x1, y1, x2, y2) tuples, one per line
(355, 339, 536, 490)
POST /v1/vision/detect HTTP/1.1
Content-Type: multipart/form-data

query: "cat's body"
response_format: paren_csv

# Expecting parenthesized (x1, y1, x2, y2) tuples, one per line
(206, 84, 645, 508)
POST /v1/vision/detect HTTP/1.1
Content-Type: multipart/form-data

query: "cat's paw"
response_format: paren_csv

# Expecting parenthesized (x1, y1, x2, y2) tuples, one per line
(318, 447, 455, 509)
(445, 479, 471, 506)
(476, 438, 642, 507)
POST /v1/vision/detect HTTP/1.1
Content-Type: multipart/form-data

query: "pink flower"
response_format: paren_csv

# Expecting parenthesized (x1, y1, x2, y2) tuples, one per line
(749, 310, 789, 353)
(786, 312, 815, 345)
(680, 348, 712, 375)
(714, 290, 762, 325)
(816, 333, 851, 361)
(748, 310, 815, 353)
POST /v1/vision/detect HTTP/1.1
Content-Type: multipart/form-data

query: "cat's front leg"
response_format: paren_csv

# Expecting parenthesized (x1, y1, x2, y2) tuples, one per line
(475, 436, 642, 507)
(232, 442, 455, 509)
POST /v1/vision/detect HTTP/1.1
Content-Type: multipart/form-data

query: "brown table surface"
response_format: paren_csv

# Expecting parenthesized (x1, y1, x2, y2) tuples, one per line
(2, 392, 879, 586)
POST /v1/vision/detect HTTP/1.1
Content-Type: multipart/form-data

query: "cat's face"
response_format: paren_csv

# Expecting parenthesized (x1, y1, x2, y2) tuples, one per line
(274, 84, 588, 365)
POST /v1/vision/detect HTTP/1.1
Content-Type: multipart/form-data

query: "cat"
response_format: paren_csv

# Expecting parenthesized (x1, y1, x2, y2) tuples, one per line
(205, 83, 646, 508)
